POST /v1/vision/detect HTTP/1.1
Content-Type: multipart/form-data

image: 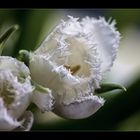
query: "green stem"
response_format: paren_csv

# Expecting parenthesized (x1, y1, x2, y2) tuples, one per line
(0, 24, 19, 55)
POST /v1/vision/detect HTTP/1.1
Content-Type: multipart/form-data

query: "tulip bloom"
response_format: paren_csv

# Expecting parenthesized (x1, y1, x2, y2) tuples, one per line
(0, 56, 34, 130)
(27, 16, 121, 119)
(0, 56, 54, 130)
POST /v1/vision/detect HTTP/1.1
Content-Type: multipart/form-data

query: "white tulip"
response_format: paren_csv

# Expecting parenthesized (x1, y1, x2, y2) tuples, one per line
(28, 16, 121, 119)
(0, 56, 54, 130)
(0, 56, 34, 130)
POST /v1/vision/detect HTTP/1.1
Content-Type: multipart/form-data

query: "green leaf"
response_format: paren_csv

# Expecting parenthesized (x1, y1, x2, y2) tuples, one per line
(0, 24, 19, 55)
(95, 83, 127, 94)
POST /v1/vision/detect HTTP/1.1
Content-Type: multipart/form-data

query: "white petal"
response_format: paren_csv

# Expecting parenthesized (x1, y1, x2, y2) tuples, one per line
(29, 54, 63, 89)
(53, 95, 105, 119)
(0, 98, 20, 130)
(0, 56, 30, 77)
(59, 16, 82, 36)
(14, 111, 34, 131)
(29, 54, 80, 89)
(82, 17, 121, 73)
(0, 70, 33, 119)
(31, 85, 54, 112)
(0, 56, 34, 119)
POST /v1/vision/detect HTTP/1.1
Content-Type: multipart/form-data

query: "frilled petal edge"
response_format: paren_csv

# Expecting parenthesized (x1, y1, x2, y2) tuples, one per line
(31, 84, 54, 112)
(82, 16, 121, 73)
(53, 95, 105, 119)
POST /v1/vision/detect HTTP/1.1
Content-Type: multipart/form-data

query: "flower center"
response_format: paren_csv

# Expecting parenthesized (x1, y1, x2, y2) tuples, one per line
(0, 83, 15, 108)
(64, 64, 81, 75)
(63, 37, 92, 77)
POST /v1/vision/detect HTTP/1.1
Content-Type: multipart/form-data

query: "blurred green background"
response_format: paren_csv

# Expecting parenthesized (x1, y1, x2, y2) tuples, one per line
(1, 9, 140, 131)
